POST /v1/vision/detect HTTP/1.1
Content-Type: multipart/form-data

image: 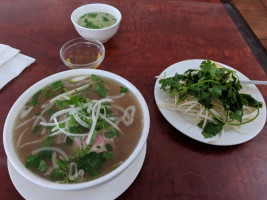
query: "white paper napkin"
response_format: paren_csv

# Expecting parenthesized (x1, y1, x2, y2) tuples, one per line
(0, 44, 35, 89)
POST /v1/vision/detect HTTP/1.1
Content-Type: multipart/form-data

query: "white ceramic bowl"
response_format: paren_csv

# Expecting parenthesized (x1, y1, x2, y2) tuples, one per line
(3, 69, 150, 191)
(71, 4, 122, 43)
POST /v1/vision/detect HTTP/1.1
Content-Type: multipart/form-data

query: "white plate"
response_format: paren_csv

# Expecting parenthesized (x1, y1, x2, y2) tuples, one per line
(154, 59, 266, 146)
(8, 143, 146, 200)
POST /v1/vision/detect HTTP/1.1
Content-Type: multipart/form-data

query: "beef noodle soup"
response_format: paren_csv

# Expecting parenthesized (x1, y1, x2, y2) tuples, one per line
(13, 74, 143, 183)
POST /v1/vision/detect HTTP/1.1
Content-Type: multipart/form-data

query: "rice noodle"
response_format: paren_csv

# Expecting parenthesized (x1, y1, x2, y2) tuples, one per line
(106, 93, 126, 100)
(70, 75, 90, 82)
(51, 152, 59, 168)
(63, 81, 88, 88)
(44, 166, 54, 176)
(68, 162, 78, 180)
(40, 117, 47, 135)
(19, 138, 45, 149)
(78, 169, 84, 181)
(32, 147, 69, 161)
(41, 101, 51, 109)
(20, 106, 33, 119)
(122, 105, 136, 126)
(111, 104, 131, 125)
(112, 104, 126, 113)
(59, 155, 65, 160)
(15, 116, 36, 130)
(32, 104, 51, 129)
(16, 128, 29, 148)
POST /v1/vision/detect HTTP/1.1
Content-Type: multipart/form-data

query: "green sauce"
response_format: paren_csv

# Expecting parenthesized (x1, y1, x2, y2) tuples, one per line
(77, 12, 117, 29)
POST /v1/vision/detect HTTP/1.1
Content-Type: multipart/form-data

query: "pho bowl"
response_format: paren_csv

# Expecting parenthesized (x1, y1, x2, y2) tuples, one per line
(3, 69, 150, 191)
(71, 3, 122, 43)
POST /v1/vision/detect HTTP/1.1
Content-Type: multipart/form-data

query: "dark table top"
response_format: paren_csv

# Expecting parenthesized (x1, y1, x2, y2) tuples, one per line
(1, 0, 267, 199)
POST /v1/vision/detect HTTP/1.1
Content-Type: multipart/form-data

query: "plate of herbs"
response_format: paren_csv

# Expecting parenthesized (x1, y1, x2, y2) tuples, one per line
(154, 59, 266, 146)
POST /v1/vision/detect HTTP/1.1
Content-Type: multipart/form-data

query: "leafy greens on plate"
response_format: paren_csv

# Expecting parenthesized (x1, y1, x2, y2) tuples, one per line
(159, 60, 263, 138)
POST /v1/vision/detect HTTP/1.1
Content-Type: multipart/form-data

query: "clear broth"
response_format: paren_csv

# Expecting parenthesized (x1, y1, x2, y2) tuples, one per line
(77, 12, 117, 29)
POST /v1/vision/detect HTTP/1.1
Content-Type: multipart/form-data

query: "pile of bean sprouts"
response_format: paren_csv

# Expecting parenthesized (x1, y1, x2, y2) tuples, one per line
(158, 88, 258, 143)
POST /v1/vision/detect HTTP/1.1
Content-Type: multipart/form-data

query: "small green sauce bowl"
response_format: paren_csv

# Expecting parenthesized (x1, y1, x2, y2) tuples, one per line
(71, 4, 122, 43)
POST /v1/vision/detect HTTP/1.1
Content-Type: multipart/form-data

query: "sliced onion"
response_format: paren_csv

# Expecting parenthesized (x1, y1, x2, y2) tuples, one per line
(85, 99, 113, 145)
(49, 108, 72, 122)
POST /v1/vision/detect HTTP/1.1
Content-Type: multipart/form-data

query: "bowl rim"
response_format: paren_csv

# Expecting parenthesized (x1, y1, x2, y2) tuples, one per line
(71, 3, 122, 32)
(59, 38, 105, 69)
(3, 69, 150, 191)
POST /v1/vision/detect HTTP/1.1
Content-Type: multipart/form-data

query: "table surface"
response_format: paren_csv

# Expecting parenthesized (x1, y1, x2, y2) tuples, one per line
(1, 0, 267, 199)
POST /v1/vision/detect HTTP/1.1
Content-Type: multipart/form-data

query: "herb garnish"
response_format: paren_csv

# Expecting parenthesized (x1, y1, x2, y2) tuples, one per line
(91, 74, 108, 97)
(159, 60, 263, 138)
(26, 150, 52, 173)
(77, 12, 117, 29)
(31, 125, 41, 134)
(120, 86, 128, 93)
(29, 81, 65, 107)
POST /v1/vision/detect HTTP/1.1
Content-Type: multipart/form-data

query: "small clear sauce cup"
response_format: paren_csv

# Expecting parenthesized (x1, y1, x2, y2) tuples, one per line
(60, 38, 105, 69)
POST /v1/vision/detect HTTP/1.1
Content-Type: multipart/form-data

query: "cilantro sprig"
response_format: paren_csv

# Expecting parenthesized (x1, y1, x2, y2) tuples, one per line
(159, 60, 263, 138)
(91, 74, 108, 97)
(29, 81, 65, 107)
(49, 150, 114, 183)
(120, 86, 128, 93)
